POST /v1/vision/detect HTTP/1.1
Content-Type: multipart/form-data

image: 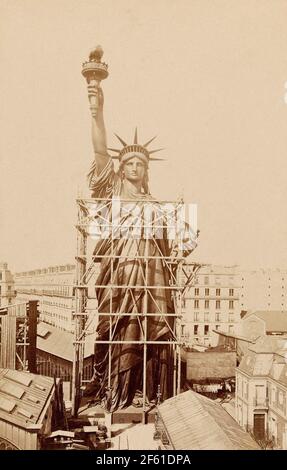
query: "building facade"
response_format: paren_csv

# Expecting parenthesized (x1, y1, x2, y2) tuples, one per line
(239, 269, 287, 312)
(0, 262, 16, 308)
(15, 264, 76, 332)
(182, 265, 240, 348)
(182, 265, 287, 349)
(13, 263, 287, 346)
(236, 336, 287, 449)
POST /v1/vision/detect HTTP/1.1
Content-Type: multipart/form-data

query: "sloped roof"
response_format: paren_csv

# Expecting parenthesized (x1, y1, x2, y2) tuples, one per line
(245, 311, 287, 332)
(37, 321, 95, 362)
(158, 390, 259, 450)
(214, 329, 255, 343)
(276, 364, 287, 387)
(238, 352, 257, 376)
(238, 336, 287, 378)
(0, 368, 54, 429)
(248, 335, 287, 354)
(239, 352, 274, 376)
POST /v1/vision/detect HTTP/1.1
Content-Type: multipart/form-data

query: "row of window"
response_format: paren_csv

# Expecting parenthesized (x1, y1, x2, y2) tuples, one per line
(194, 276, 235, 286)
(193, 300, 234, 309)
(193, 324, 234, 335)
(193, 312, 235, 322)
(194, 288, 234, 297)
(194, 325, 209, 335)
(41, 312, 72, 325)
(17, 287, 71, 297)
(40, 300, 71, 309)
(42, 311, 70, 321)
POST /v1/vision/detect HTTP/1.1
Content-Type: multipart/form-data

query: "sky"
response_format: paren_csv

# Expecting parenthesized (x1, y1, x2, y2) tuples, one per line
(0, 0, 287, 272)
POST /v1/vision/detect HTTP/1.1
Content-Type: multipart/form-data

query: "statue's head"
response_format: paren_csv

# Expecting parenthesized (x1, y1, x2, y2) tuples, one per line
(109, 129, 164, 194)
(119, 152, 149, 192)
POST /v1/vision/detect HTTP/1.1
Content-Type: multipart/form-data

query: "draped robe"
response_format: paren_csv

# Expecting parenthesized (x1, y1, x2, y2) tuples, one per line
(86, 156, 196, 411)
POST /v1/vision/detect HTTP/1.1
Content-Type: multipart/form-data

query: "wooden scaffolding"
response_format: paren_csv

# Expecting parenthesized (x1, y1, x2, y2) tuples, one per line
(71, 196, 199, 418)
(0, 301, 38, 372)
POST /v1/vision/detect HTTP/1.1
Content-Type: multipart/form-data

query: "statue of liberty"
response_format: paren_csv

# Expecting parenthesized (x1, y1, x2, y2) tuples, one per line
(82, 47, 197, 412)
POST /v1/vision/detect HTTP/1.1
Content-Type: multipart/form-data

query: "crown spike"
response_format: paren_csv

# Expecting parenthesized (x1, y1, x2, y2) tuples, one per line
(114, 133, 127, 146)
(111, 129, 165, 163)
(143, 136, 157, 147)
(149, 148, 165, 154)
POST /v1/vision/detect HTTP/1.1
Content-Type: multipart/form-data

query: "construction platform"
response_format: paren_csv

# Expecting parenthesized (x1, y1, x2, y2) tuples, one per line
(78, 400, 157, 424)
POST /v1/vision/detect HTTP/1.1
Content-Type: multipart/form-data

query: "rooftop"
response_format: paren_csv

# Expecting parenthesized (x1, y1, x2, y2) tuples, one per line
(0, 368, 55, 429)
(238, 335, 287, 382)
(239, 353, 274, 377)
(248, 335, 287, 354)
(214, 329, 255, 343)
(158, 390, 259, 450)
(15, 263, 76, 277)
(37, 321, 95, 361)
(244, 311, 287, 332)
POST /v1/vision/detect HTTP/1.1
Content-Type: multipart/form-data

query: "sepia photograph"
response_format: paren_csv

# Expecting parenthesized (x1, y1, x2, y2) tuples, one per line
(0, 0, 287, 454)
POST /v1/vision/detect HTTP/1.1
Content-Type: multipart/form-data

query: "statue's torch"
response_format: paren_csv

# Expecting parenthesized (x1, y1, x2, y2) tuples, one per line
(82, 45, 109, 117)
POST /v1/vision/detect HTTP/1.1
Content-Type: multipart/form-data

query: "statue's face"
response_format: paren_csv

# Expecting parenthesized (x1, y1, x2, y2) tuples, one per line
(122, 156, 146, 183)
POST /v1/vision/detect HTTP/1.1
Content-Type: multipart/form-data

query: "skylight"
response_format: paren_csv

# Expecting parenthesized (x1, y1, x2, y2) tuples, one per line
(5, 370, 32, 387)
(17, 408, 33, 419)
(26, 395, 40, 404)
(34, 384, 46, 391)
(0, 397, 16, 413)
(0, 382, 25, 399)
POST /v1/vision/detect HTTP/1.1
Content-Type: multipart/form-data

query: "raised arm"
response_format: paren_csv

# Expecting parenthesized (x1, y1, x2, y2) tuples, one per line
(87, 85, 110, 175)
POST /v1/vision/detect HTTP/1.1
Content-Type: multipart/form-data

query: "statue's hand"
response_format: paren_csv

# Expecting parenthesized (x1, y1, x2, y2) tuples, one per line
(87, 84, 104, 110)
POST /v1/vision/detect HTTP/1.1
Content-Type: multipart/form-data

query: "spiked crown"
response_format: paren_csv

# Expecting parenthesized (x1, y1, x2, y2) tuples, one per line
(108, 128, 164, 164)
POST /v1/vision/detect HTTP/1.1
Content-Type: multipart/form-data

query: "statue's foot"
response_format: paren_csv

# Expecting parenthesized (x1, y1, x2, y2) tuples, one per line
(132, 395, 150, 408)
(132, 397, 142, 408)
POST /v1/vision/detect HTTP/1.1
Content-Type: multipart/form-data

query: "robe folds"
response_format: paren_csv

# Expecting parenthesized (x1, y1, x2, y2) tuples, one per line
(87, 157, 196, 411)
